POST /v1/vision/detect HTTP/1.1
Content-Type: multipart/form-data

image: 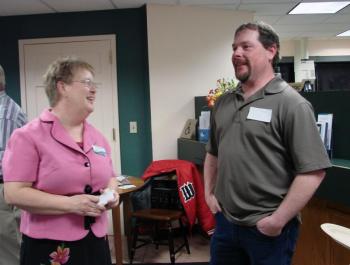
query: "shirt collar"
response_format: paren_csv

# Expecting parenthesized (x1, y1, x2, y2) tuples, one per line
(264, 76, 288, 94)
(39, 108, 56, 122)
(235, 76, 288, 97)
(0, 90, 6, 98)
(39, 109, 95, 152)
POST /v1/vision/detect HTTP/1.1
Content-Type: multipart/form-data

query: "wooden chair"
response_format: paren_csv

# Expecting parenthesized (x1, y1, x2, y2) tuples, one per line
(129, 174, 190, 264)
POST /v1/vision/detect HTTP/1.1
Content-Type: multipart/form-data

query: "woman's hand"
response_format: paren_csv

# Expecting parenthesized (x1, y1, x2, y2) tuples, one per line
(100, 188, 120, 210)
(68, 194, 105, 217)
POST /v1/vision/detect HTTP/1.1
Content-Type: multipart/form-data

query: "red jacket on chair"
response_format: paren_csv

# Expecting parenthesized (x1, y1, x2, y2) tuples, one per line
(142, 159, 215, 235)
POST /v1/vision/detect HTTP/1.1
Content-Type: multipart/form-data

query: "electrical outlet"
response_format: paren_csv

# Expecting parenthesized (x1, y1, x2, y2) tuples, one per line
(129, 121, 137, 134)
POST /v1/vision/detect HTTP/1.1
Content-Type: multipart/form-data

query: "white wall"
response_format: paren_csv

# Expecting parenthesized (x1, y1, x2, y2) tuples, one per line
(308, 39, 350, 56)
(281, 39, 350, 57)
(147, 4, 253, 160)
(280, 40, 296, 57)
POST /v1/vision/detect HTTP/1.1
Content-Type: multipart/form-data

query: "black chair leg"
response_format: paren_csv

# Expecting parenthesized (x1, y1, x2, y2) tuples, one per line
(129, 221, 139, 264)
(167, 221, 176, 264)
(179, 219, 190, 254)
(154, 222, 159, 249)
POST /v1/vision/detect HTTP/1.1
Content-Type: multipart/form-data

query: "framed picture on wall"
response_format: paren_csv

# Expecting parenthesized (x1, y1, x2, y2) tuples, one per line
(180, 119, 197, 140)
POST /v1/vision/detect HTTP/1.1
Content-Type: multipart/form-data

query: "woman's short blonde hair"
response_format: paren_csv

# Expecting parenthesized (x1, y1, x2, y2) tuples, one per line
(43, 56, 94, 107)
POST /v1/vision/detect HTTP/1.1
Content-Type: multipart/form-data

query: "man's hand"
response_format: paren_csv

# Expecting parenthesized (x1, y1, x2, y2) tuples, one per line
(205, 193, 222, 214)
(256, 215, 285, 237)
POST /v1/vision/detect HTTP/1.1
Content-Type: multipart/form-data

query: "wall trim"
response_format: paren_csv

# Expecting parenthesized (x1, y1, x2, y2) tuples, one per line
(280, 56, 350, 63)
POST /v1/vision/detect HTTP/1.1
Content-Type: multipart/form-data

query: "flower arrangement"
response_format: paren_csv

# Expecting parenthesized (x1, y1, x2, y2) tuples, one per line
(206, 78, 237, 107)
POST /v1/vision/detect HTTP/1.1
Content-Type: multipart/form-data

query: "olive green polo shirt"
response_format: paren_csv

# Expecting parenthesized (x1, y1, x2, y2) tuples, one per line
(206, 77, 332, 226)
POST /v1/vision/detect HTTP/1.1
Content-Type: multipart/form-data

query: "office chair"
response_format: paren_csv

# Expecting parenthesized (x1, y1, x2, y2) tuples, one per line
(129, 174, 190, 264)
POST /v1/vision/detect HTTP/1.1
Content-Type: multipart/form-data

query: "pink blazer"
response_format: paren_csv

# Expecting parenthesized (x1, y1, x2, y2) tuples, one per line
(3, 109, 116, 241)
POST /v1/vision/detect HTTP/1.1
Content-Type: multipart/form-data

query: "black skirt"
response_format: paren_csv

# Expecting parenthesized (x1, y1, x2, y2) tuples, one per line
(20, 231, 112, 265)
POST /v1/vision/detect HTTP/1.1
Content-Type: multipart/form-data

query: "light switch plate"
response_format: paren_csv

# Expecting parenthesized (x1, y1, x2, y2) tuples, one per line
(129, 121, 137, 133)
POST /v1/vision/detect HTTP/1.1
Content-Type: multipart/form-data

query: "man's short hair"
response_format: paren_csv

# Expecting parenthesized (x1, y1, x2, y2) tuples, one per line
(235, 21, 280, 68)
(0, 64, 6, 90)
(43, 56, 94, 107)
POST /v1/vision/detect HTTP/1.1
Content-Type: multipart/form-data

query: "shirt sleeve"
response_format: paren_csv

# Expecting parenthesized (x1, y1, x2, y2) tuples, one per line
(284, 101, 332, 173)
(3, 128, 39, 182)
(15, 109, 27, 128)
(206, 106, 218, 156)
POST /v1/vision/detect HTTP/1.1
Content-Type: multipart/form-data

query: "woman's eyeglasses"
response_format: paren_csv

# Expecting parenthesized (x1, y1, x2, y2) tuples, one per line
(72, 79, 98, 89)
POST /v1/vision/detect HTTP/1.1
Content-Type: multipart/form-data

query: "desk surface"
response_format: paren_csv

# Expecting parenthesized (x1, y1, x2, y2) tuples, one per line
(117, 176, 144, 195)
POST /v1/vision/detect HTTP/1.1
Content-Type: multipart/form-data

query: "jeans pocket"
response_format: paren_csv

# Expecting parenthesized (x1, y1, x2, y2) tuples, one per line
(248, 226, 283, 240)
(250, 217, 299, 241)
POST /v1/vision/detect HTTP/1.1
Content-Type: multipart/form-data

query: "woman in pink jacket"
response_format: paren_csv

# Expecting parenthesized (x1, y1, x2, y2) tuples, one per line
(3, 57, 119, 265)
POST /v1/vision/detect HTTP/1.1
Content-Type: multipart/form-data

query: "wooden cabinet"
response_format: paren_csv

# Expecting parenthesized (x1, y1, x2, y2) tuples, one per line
(293, 198, 350, 265)
(292, 198, 330, 265)
(177, 138, 206, 165)
(329, 207, 350, 265)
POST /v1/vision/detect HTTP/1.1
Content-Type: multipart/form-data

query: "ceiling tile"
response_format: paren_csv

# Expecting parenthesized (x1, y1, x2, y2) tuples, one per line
(277, 14, 331, 24)
(190, 4, 240, 10)
(274, 23, 349, 33)
(179, 0, 239, 5)
(325, 14, 350, 23)
(112, 0, 177, 9)
(304, 0, 344, 1)
(241, 0, 297, 3)
(338, 4, 350, 14)
(298, 31, 340, 38)
(238, 3, 296, 15)
(0, 0, 54, 16)
(43, 0, 114, 12)
(254, 15, 282, 25)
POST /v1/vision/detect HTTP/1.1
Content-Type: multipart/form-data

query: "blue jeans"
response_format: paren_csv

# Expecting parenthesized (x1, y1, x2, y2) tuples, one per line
(210, 212, 299, 265)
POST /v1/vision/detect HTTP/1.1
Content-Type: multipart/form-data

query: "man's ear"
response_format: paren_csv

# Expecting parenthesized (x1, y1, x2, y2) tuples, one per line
(267, 44, 277, 61)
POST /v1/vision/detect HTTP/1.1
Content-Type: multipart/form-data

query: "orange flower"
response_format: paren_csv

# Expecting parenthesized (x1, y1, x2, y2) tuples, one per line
(207, 78, 237, 107)
(49, 245, 70, 264)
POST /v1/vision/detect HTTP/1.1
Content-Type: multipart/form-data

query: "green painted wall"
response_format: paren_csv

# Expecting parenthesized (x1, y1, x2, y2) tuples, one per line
(0, 7, 152, 176)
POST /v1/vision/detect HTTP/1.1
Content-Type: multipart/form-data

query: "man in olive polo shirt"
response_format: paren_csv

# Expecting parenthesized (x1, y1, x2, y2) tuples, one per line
(204, 22, 332, 265)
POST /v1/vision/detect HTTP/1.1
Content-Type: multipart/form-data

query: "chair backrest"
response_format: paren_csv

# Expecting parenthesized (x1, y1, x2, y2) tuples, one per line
(150, 176, 182, 210)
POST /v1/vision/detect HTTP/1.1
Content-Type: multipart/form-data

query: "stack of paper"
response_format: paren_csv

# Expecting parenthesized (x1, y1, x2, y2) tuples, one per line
(116, 175, 131, 186)
(317, 113, 333, 155)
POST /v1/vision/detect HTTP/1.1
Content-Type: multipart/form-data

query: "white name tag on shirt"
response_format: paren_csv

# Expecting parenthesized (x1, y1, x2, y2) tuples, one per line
(92, 145, 107, 156)
(247, 107, 272, 123)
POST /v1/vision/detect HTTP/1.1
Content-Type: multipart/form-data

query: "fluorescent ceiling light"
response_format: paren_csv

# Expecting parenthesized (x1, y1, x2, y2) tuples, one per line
(289, 1, 350, 14)
(337, 30, 350, 37)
